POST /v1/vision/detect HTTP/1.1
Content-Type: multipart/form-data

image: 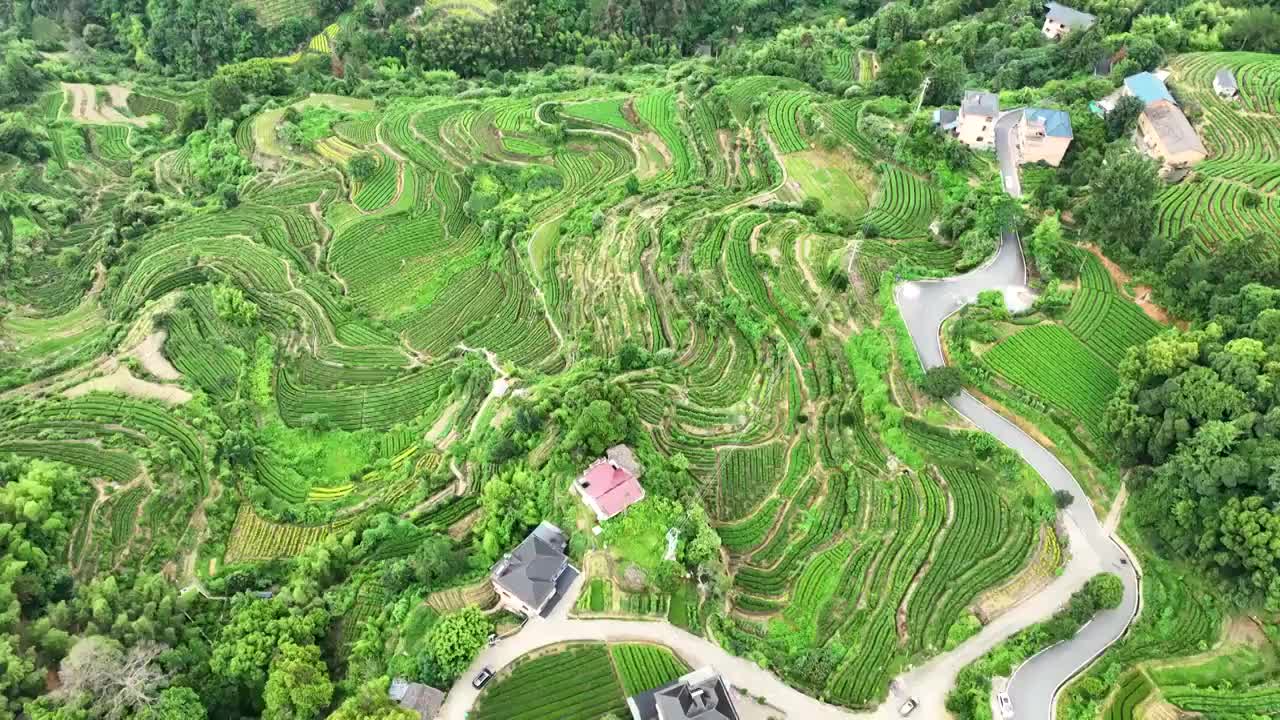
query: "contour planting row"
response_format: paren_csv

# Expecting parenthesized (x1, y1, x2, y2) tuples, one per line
(471, 645, 627, 720)
(907, 467, 1034, 653)
(275, 358, 457, 431)
(767, 91, 812, 154)
(635, 90, 696, 185)
(712, 441, 787, 521)
(982, 325, 1118, 440)
(224, 504, 357, 563)
(733, 473, 847, 598)
(609, 644, 690, 696)
(1063, 288, 1161, 367)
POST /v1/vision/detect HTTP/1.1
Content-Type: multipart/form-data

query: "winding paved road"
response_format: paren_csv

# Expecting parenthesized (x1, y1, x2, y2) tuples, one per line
(894, 109, 1140, 720)
(441, 109, 1139, 720)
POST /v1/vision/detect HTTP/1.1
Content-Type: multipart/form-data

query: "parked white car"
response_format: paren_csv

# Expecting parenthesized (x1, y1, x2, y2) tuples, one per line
(998, 692, 1014, 719)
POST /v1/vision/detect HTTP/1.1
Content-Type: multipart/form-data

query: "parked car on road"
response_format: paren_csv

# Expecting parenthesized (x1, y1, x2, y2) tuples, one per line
(998, 692, 1014, 719)
(899, 698, 919, 716)
(471, 667, 495, 689)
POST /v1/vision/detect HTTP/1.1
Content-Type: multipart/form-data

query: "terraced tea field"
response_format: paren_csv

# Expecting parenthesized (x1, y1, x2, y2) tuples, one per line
(5, 70, 1060, 709)
(1160, 53, 1280, 251)
(979, 252, 1163, 444)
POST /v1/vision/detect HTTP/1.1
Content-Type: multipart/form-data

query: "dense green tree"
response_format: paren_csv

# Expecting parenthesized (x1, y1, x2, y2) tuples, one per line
(263, 643, 332, 720)
(410, 536, 464, 587)
(476, 467, 540, 558)
(0, 43, 44, 109)
(563, 398, 629, 456)
(1079, 150, 1159, 259)
(1053, 489, 1074, 509)
(1162, 233, 1280, 320)
(1028, 214, 1067, 280)
(143, 688, 207, 720)
(347, 153, 378, 181)
(924, 50, 968, 108)
(326, 677, 414, 720)
(875, 41, 925, 99)
(213, 58, 292, 96)
(920, 366, 965, 399)
(1223, 7, 1280, 53)
(212, 284, 260, 326)
(210, 599, 328, 694)
(1105, 95, 1145, 140)
(426, 607, 492, 681)
(1107, 323, 1280, 607)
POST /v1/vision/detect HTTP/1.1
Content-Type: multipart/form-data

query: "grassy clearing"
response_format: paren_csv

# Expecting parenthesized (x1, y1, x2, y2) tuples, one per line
(782, 149, 873, 217)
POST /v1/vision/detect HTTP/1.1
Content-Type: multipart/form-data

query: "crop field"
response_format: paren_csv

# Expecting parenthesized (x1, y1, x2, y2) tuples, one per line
(471, 645, 628, 720)
(5, 68, 1060, 711)
(1164, 684, 1280, 715)
(1161, 53, 1280, 250)
(561, 99, 638, 132)
(978, 251, 1164, 444)
(1064, 255, 1162, 366)
(247, 0, 314, 25)
(1104, 671, 1153, 720)
(419, 0, 497, 22)
(863, 165, 939, 238)
(225, 505, 357, 563)
(610, 644, 690, 695)
(983, 325, 1119, 440)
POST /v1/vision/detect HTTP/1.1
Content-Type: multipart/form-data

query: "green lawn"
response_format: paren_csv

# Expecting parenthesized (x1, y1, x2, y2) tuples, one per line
(783, 149, 872, 218)
(561, 99, 638, 132)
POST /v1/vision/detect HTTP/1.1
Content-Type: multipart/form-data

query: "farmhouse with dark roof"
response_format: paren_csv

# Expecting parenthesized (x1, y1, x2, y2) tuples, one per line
(490, 521, 577, 617)
(627, 667, 741, 720)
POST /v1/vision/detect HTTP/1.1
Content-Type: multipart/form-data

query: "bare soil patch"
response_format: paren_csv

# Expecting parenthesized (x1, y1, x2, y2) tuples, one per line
(131, 330, 182, 380)
(1080, 244, 1179, 326)
(64, 366, 192, 405)
(61, 83, 147, 126)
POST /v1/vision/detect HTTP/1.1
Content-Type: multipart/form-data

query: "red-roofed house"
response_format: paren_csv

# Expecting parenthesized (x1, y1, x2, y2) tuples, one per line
(574, 445, 646, 522)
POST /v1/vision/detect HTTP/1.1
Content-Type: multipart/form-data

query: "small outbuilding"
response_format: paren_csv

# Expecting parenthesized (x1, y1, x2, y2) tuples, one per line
(388, 679, 445, 720)
(931, 108, 959, 132)
(1213, 68, 1239, 99)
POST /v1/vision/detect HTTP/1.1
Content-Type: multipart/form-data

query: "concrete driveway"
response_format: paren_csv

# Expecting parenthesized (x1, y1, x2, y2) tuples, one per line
(995, 111, 1024, 198)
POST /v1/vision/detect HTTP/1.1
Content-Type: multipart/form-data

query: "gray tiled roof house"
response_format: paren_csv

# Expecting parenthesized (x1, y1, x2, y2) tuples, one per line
(961, 90, 999, 117)
(490, 521, 569, 614)
(627, 667, 741, 720)
(388, 679, 445, 720)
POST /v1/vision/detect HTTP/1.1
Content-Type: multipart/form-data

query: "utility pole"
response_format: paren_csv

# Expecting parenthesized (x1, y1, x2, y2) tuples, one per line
(915, 76, 932, 113)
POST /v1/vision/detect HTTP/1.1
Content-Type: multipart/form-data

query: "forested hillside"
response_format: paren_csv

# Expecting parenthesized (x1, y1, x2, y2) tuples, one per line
(0, 0, 1278, 718)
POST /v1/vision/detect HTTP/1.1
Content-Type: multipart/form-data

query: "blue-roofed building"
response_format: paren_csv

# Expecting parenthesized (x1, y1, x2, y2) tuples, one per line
(1023, 108, 1073, 137)
(1016, 108, 1074, 167)
(1123, 72, 1176, 106)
